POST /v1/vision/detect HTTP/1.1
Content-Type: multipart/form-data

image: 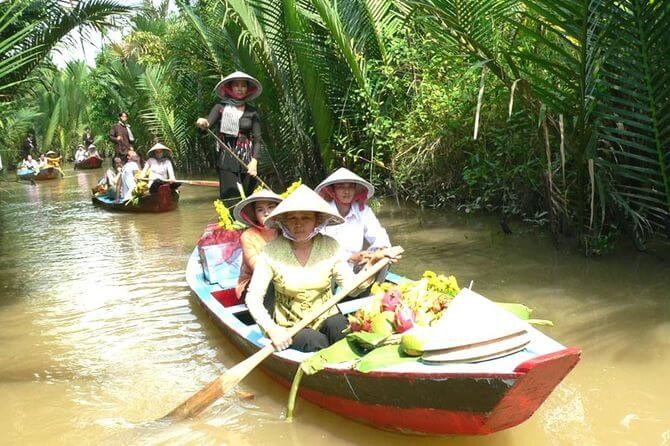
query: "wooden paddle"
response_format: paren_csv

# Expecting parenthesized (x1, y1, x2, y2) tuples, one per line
(161, 246, 403, 421)
(204, 128, 271, 190)
(173, 179, 220, 187)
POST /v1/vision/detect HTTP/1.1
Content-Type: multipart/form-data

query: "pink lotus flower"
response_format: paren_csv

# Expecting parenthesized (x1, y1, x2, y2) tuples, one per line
(382, 290, 403, 312)
(394, 305, 415, 333)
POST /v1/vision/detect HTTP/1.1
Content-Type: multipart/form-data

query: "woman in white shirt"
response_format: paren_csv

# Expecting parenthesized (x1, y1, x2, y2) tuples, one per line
(141, 143, 177, 193)
(104, 157, 123, 198)
(74, 144, 87, 162)
(87, 144, 102, 159)
(315, 167, 391, 269)
(117, 150, 141, 201)
(141, 143, 175, 188)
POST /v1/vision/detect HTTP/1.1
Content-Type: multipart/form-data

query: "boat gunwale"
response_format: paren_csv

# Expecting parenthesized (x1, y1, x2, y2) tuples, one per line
(185, 248, 577, 380)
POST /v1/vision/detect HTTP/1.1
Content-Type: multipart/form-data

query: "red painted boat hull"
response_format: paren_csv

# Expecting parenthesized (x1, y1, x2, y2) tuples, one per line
(186, 249, 581, 435)
(34, 166, 63, 180)
(74, 156, 103, 169)
(91, 184, 179, 213)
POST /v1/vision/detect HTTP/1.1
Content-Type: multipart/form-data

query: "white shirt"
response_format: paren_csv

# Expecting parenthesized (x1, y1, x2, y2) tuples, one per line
(120, 161, 140, 201)
(219, 104, 244, 135)
(75, 149, 86, 162)
(141, 157, 175, 181)
(320, 200, 391, 262)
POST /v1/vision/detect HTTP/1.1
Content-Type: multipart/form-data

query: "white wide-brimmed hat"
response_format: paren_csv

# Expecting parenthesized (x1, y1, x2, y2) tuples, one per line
(147, 143, 173, 156)
(214, 71, 263, 101)
(233, 189, 282, 225)
(265, 185, 344, 228)
(314, 167, 375, 200)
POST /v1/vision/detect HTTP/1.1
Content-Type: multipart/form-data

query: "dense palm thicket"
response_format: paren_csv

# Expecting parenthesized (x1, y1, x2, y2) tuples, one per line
(1, 0, 668, 254)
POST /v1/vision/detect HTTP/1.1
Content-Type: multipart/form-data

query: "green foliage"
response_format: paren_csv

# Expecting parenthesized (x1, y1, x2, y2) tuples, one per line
(3, 0, 668, 254)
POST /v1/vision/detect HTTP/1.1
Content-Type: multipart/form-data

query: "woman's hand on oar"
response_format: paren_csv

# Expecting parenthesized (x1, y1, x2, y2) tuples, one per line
(204, 128, 271, 189)
(160, 246, 403, 422)
(266, 325, 292, 351)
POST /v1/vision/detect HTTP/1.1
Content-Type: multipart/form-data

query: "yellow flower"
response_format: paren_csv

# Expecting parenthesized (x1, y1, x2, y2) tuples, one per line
(213, 199, 235, 230)
(422, 270, 437, 279)
(280, 179, 302, 198)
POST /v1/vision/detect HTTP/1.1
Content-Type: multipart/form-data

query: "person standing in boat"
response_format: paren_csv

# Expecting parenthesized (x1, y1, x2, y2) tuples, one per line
(315, 167, 391, 269)
(21, 133, 36, 160)
(83, 127, 94, 147)
(195, 71, 262, 200)
(140, 143, 177, 193)
(244, 185, 393, 353)
(117, 150, 141, 201)
(109, 111, 134, 163)
(233, 189, 282, 304)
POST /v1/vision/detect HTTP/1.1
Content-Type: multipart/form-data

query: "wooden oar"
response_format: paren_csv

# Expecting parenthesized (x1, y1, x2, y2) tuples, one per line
(173, 179, 219, 187)
(161, 246, 404, 421)
(204, 128, 271, 190)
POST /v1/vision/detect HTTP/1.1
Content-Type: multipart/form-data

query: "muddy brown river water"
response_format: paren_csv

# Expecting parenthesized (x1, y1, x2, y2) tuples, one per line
(0, 167, 668, 445)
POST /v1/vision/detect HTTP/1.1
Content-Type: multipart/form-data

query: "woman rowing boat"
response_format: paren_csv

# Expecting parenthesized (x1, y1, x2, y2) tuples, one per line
(244, 185, 397, 352)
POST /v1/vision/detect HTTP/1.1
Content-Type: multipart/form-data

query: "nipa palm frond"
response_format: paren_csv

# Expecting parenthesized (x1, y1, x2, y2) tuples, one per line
(594, 0, 670, 238)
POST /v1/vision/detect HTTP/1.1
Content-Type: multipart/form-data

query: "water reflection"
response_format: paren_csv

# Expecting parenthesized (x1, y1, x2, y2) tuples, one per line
(0, 167, 668, 445)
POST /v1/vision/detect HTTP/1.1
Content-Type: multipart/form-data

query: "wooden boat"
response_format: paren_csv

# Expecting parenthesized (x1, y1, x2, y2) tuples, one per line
(185, 241, 581, 435)
(34, 166, 64, 180)
(16, 167, 36, 181)
(92, 183, 179, 213)
(18, 166, 64, 181)
(74, 155, 103, 169)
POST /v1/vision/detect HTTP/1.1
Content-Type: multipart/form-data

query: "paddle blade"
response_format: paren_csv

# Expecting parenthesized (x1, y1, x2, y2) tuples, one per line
(161, 344, 274, 421)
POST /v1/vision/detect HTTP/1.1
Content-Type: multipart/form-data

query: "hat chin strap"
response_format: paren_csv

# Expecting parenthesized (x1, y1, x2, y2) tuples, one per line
(241, 210, 265, 231)
(276, 220, 330, 242)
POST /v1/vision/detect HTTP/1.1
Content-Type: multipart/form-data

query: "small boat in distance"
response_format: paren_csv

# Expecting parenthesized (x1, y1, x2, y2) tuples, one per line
(74, 155, 104, 170)
(91, 183, 180, 213)
(17, 166, 64, 181)
(184, 231, 581, 435)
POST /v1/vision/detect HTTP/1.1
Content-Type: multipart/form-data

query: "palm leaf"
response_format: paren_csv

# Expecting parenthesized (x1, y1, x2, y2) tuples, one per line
(595, 0, 670, 237)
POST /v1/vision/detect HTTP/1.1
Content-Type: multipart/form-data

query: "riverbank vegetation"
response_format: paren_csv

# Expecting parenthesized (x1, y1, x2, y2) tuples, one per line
(1, 0, 668, 254)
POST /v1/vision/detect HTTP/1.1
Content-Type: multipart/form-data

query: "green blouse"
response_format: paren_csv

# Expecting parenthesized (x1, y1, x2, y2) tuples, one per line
(245, 234, 359, 332)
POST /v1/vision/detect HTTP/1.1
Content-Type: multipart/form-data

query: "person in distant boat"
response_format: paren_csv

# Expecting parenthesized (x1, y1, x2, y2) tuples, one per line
(21, 155, 39, 170)
(233, 189, 282, 303)
(140, 143, 176, 193)
(244, 185, 396, 353)
(22, 133, 36, 159)
(37, 153, 48, 168)
(315, 167, 391, 270)
(109, 111, 134, 163)
(117, 150, 141, 201)
(87, 144, 101, 159)
(195, 71, 262, 200)
(74, 144, 87, 163)
(103, 157, 123, 198)
(83, 127, 94, 147)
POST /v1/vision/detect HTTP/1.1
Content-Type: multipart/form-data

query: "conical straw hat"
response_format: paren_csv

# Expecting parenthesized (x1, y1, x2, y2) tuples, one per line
(147, 143, 173, 156)
(233, 189, 282, 225)
(214, 71, 263, 101)
(265, 185, 344, 228)
(315, 167, 374, 200)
